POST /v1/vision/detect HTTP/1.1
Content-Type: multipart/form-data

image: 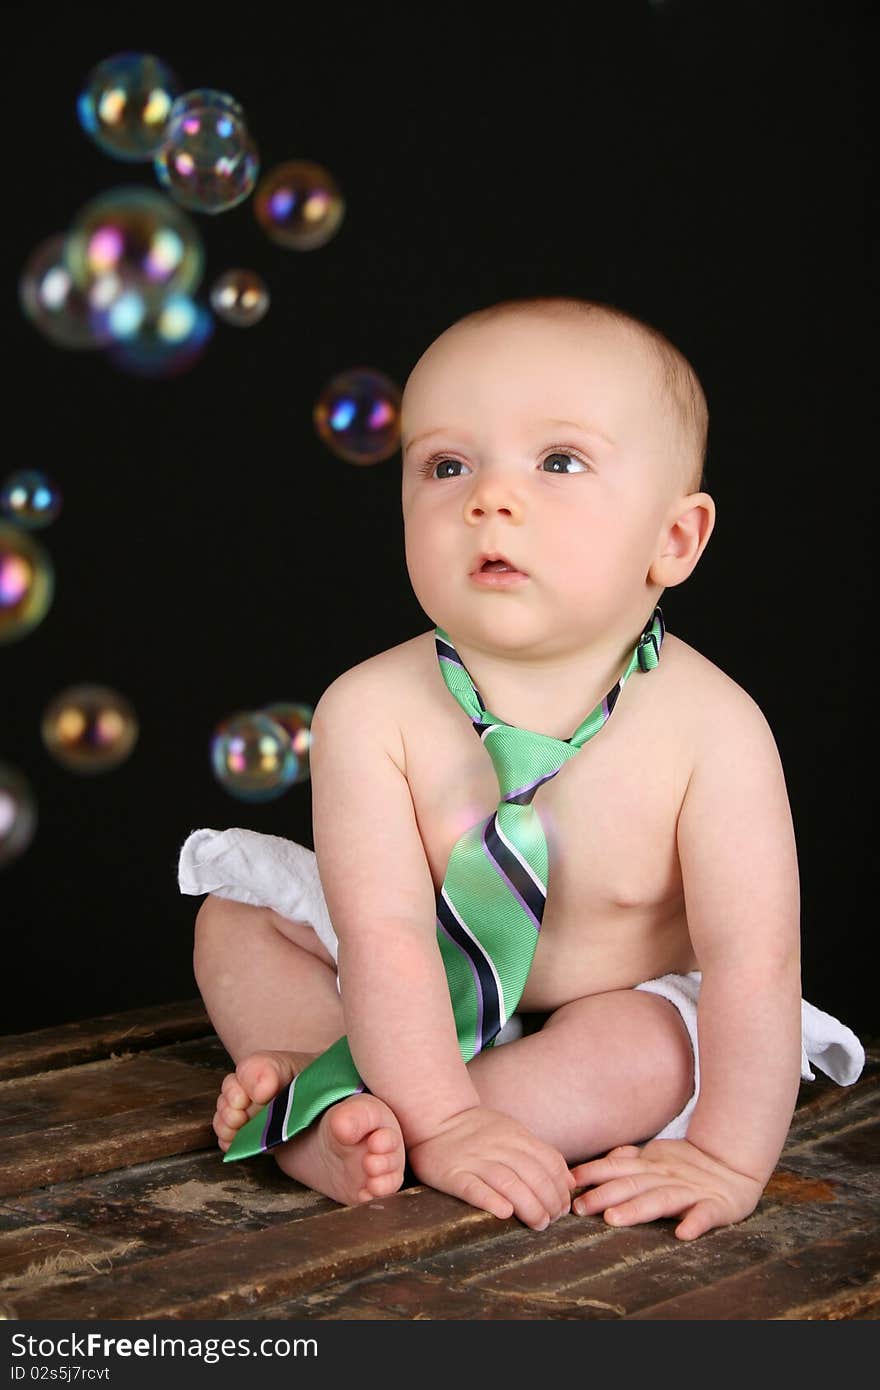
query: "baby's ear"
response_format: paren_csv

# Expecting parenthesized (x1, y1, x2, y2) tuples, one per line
(649, 492, 716, 588)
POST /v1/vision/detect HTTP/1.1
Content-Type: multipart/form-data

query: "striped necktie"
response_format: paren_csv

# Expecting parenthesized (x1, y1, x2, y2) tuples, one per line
(223, 606, 664, 1162)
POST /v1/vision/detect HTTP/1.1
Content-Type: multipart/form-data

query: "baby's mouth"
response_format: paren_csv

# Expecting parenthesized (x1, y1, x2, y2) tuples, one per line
(473, 551, 529, 576)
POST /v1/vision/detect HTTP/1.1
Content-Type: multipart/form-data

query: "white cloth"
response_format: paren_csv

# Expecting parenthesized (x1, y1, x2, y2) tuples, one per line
(178, 826, 866, 1140)
(633, 970, 865, 1140)
(178, 826, 339, 963)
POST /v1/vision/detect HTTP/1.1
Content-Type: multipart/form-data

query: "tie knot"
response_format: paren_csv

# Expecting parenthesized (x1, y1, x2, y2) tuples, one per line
(476, 721, 579, 801)
(435, 606, 665, 800)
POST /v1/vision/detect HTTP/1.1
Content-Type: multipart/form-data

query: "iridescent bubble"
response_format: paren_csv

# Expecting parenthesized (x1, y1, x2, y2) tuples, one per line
(210, 711, 298, 802)
(108, 292, 213, 378)
(19, 234, 117, 350)
(65, 186, 204, 309)
(210, 268, 269, 326)
(0, 764, 37, 869)
(77, 52, 180, 162)
(1, 470, 63, 529)
(261, 702, 313, 784)
(314, 367, 402, 465)
(155, 89, 259, 214)
(41, 684, 139, 773)
(253, 160, 345, 250)
(0, 523, 54, 644)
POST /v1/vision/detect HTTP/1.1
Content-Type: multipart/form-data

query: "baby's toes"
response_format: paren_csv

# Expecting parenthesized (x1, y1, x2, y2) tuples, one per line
(360, 1169, 405, 1200)
(214, 1096, 249, 1143)
(212, 1107, 235, 1147)
(235, 1053, 289, 1104)
(221, 1073, 249, 1110)
(362, 1148, 400, 1178)
(365, 1125, 400, 1156)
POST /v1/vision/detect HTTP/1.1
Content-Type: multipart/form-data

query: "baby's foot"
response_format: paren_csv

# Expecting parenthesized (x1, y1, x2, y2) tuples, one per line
(274, 1091, 406, 1206)
(213, 1049, 317, 1151)
(213, 1049, 406, 1206)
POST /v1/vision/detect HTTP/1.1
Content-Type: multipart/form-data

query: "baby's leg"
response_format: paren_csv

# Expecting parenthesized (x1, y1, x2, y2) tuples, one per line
(193, 894, 405, 1205)
(466, 990, 695, 1163)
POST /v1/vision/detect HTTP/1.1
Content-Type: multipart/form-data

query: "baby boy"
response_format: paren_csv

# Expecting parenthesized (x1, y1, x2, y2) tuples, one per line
(187, 296, 864, 1240)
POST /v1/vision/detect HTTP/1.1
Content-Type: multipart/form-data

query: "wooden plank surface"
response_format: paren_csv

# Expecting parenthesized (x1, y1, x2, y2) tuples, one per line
(0, 1001, 212, 1081)
(0, 1003, 875, 1321)
(0, 1054, 224, 1197)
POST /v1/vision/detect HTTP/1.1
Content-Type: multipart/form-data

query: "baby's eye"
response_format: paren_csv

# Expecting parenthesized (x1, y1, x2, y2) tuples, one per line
(427, 457, 471, 480)
(542, 451, 587, 474)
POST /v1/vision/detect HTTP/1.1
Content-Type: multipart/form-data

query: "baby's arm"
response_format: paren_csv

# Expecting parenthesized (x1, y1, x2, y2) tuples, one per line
(573, 683, 803, 1239)
(310, 667, 573, 1229)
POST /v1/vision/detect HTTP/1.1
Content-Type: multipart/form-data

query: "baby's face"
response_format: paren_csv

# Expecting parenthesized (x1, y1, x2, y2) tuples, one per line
(400, 312, 684, 653)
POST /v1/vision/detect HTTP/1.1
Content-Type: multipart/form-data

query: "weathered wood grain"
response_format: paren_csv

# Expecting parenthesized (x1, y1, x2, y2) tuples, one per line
(0, 1001, 212, 1081)
(0, 1004, 874, 1321)
(627, 1226, 880, 1319)
(1, 1188, 505, 1320)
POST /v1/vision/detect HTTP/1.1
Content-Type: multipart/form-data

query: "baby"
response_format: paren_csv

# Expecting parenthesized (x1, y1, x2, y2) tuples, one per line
(185, 296, 864, 1240)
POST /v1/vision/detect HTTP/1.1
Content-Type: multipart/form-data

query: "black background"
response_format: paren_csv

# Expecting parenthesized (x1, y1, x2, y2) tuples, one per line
(2, 3, 874, 1038)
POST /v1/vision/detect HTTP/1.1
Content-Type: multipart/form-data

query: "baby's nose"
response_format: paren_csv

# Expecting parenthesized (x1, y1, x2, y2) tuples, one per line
(465, 474, 523, 518)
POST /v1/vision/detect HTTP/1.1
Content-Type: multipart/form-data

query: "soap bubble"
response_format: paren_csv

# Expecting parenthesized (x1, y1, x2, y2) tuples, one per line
(155, 89, 259, 213)
(314, 367, 402, 464)
(65, 186, 204, 310)
(0, 523, 54, 644)
(1, 470, 63, 529)
(261, 702, 313, 783)
(210, 711, 299, 802)
(0, 764, 37, 869)
(77, 52, 180, 161)
(253, 160, 344, 250)
(210, 268, 269, 326)
(19, 234, 118, 350)
(107, 292, 213, 378)
(41, 684, 139, 773)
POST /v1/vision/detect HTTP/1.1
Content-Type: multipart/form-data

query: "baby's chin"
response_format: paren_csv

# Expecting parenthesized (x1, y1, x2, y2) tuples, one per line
(429, 601, 556, 651)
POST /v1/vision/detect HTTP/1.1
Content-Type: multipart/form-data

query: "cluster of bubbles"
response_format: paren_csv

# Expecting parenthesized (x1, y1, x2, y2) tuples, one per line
(5, 51, 409, 866)
(210, 702, 314, 802)
(18, 52, 350, 378)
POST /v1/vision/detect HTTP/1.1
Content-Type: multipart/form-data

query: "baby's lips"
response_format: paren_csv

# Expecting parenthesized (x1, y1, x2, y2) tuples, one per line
(472, 550, 529, 575)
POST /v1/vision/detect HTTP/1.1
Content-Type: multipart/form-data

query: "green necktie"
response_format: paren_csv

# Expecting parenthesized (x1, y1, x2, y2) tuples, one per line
(223, 605, 665, 1162)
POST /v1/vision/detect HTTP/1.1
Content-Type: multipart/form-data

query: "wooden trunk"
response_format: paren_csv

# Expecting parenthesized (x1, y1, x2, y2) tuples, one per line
(0, 1001, 877, 1321)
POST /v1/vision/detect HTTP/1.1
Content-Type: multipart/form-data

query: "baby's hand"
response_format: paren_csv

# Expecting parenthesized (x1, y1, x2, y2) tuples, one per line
(570, 1137, 765, 1241)
(407, 1104, 576, 1231)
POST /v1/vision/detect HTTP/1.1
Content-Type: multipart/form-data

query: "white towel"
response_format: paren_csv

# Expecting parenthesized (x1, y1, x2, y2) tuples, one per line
(178, 826, 338, 962)
(178, 826, 865, 1088)
(635, 970, 865, 1141)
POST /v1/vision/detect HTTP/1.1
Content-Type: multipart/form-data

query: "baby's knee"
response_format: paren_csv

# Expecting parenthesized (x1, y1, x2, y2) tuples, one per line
(195, 892, 245, 935)
(626, 992, 695, 1105)
(193, 895, 265, 961)
(193, 894, 336, 970)
(546, 989, 693, 1097)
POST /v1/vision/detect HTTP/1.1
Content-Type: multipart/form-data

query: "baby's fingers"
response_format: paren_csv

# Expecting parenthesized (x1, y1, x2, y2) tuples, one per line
(594, 1183, 705, 1231)
(675, 1198, 728, 1241)
(573, 1172, 668, 1218)
(456, 1173, 516, 1223)
(570, 1147, 643, 1187)
(458, 1163, 556, 1231)
(486, 1162, 559, 1230)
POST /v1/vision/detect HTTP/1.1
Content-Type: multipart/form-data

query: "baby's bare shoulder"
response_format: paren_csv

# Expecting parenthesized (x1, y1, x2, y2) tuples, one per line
(311, 629, 434, 772)
(662, 631, 780, 762)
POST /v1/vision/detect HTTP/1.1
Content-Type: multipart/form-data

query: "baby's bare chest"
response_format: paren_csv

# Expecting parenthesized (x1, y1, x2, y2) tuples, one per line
(401, 694, 697, 1004)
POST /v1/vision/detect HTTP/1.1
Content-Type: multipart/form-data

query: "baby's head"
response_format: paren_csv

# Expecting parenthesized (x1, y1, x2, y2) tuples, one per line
(400, 296, 715, 654)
